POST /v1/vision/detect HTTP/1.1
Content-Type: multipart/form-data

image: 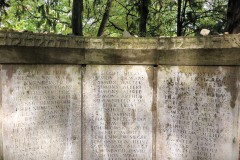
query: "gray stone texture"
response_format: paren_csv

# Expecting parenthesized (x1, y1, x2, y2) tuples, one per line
(0, 31, 239, 65)
(0, 65, 3, 160)
(1, 65, 81, 160)
(1, 31, 240, 49)
(157, 66, 239, 160)
(83, 65, 153, 160)
(0, 31, 239, 159)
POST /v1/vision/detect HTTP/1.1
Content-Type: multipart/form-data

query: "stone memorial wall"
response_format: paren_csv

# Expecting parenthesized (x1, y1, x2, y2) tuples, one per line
(0, 32, 239, 160)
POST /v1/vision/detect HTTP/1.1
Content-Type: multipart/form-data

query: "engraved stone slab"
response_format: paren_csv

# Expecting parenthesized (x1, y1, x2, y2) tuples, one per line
(157, 66, 239, 160)
(83, 65, 153, 160)
(2, 65, 81, 160)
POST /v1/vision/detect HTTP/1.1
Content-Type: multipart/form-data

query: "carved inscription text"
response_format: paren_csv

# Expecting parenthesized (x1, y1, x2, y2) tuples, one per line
(157, 66, 239, 160)
(83, 65, 153, 160)
(2, 65, 81, 160)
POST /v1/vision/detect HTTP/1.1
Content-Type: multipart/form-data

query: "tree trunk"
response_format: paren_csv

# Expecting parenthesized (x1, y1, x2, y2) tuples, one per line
(139, 0, 149, 37)
(97, 0, 113, 37)
(0, 0, 10, 8)
(225, 0, 240, 33)
(72, 0, 83, 36)
(177, 0, 183, 36)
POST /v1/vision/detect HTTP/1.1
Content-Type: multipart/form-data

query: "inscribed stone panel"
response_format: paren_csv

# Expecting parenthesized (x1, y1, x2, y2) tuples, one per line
(2, 65, 81, 160)
(83, 65, 153, 160)
(157, 66, 239, 160)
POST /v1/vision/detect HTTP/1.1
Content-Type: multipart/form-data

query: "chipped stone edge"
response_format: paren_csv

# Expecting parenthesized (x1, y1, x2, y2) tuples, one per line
(1, 31, 240, 50)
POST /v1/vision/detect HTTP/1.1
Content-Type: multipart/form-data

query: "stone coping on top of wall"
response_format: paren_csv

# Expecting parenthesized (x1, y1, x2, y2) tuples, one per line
(0, 31, 239, 65)
(2, 31, 240, 49)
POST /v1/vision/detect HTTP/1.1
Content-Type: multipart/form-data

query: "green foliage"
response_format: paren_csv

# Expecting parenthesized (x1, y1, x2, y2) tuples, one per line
(1, 0, 72, 34)
(0, 0, 228, 37)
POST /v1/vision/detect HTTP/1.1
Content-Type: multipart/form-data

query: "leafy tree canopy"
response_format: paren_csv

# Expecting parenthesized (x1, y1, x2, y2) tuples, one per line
(0, 0, 228, 37)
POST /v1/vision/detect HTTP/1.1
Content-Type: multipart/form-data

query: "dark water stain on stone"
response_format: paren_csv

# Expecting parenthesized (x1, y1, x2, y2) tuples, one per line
(221, 67, 239, 109)
(105, 111, 111, 130)
(2, 65, 16, 81)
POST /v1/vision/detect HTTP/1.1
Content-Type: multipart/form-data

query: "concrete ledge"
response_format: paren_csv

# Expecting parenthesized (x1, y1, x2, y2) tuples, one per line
(0, 31, 240, 65)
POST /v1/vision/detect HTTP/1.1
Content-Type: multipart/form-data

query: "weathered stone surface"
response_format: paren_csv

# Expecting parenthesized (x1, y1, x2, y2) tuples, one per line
(0, 46, 85, 64)
(85, 49, 158, 64)
(0, 65, 3, 160)
(0, 31, 240, 65)
(2, 31, 240, 49)
(83, 65, 153, 160)
(158, 49, 240, 66)
(2, 65, 81, 160)
(157, 66, 239, 160)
